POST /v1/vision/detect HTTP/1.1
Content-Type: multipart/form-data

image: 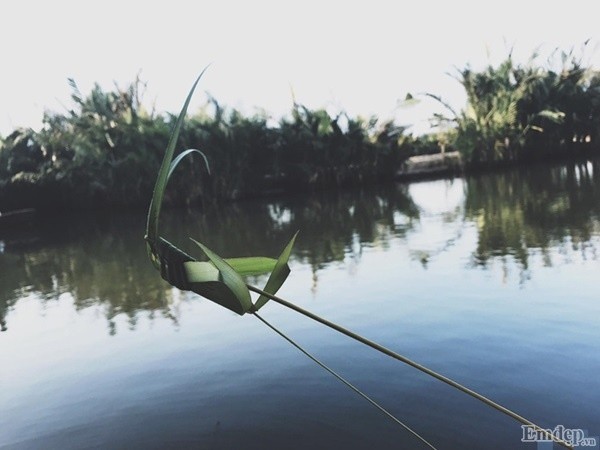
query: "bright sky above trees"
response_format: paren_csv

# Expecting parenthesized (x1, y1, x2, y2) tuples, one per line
(1, 0, 599, 136)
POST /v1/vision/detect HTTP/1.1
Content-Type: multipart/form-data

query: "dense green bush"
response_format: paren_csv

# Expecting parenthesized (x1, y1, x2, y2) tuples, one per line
(0, 79, 411, 211)
(429, 48, 600, 166)
(4, 46, 600, 212)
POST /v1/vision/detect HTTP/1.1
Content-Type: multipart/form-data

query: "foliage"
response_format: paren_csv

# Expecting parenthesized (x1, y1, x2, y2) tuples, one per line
(4, 45, 600, 210)
(429, 47, 600, 166)
(0, 76, 171, 210)
(0, 77, 411, 211)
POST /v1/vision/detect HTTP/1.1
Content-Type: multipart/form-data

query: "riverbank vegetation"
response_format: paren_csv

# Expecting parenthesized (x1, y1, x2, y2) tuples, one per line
(1, 46, 600, 211)
(426, 47, 600, 166)
(0, 78, 409, 211)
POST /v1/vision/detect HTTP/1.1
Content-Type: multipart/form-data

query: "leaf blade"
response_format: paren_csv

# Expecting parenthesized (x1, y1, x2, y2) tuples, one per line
(190, 238, 253, 314)
(184, 261, 219, 282)
(145, 68, 209, 266)
(254, 231, 298, 310)
(224, 257, 278, 277)
(168, 148, 210, 180)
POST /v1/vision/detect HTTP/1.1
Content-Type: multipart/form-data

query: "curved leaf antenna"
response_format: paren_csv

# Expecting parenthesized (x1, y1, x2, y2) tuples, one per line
(168, 148, 211, 180)
(145, 67, 210, 267)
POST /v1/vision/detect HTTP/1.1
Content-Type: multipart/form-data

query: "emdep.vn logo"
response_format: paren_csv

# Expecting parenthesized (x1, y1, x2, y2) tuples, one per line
(522, 425, 598, 448)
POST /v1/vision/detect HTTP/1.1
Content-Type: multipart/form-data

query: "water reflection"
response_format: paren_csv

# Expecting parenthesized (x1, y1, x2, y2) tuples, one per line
(464, 159, 600, 276)
(0, 184, 420, 333)
(0, 213, 176, 334)
(1, 159, 599, 333)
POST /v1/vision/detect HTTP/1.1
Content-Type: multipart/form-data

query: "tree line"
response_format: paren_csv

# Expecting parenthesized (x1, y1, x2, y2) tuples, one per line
(1, 47, 599, 210)
(0, 77, 409, 210)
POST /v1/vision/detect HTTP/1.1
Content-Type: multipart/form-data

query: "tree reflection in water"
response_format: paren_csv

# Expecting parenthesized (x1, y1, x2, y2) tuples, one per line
(0, 183, 419, 333)
(1, 158, 598, 333)
(465, 159, 600, 282)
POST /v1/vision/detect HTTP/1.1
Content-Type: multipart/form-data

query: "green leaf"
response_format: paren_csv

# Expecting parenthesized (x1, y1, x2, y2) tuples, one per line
(254, 231, 298, 310)
(224, 257, 277, 277)
(184, 261, 219, 282)
(183, 256, 276, 315)
(168, 148, 210, 180)
(188, 281, 250, 316)
(184, 257, 277, 281)
(145, 67, 209, 268)
(190, 238, 253, 314)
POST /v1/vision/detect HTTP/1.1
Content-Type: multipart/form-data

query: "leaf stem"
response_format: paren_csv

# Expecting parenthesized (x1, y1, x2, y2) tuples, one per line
(254, 312, 437, 449)
(247, 284, 573, 449)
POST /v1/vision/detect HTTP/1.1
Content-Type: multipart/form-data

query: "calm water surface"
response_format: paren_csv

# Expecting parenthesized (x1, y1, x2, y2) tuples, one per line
(1, 161, 599, 449)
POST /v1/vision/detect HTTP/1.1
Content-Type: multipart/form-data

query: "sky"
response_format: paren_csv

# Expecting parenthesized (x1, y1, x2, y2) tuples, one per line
(1, 0, 600, 137)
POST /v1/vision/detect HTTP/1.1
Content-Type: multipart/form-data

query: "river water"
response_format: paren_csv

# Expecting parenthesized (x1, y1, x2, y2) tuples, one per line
(1, 160, 599, 449)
